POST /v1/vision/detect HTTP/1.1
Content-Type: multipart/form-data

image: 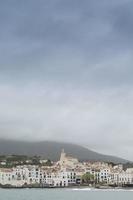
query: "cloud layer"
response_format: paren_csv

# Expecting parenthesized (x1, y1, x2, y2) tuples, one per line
(0, 0, 133, 160)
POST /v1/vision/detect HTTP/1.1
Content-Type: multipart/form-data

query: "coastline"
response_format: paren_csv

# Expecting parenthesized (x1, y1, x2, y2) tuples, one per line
(0, 184, 132, 190)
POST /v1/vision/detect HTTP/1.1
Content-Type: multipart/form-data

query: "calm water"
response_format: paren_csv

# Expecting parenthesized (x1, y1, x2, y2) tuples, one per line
(0, 188, 133, 200)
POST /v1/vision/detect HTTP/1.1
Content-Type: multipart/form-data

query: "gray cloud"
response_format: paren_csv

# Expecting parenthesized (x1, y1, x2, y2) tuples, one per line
(0, 0, 133, 160)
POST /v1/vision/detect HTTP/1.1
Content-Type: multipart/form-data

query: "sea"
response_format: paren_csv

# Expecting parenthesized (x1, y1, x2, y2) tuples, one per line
(0, 188, 133, 200)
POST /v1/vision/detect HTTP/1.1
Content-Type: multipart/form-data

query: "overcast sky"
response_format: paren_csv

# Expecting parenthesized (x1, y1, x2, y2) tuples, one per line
(0, 0, 133, 160)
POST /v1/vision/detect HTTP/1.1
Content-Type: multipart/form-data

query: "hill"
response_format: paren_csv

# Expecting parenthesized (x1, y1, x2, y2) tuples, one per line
(0, 140, 129, 164)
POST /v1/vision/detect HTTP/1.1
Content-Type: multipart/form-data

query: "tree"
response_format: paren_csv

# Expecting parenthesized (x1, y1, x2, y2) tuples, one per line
(81, 172, 95, 184)
(32, 156, 40, 165)
(44, 159, 52, 166)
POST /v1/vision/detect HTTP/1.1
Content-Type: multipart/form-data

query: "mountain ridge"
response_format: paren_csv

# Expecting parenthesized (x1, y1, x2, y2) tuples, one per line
(0, 140, 129, 164)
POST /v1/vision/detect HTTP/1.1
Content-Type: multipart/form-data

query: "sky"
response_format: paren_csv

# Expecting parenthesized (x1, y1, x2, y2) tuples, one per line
(0, 0, 133, 160)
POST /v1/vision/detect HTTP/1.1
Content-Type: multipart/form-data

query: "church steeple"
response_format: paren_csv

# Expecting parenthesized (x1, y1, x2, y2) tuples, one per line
(62, 149, 64, 153)
(60, 148, 66, 161)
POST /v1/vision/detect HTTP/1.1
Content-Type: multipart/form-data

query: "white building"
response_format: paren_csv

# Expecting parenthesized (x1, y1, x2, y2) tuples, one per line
(96, 168, 111, 183)
(117, 169, 133, 185)
(40, 168, 76, 187)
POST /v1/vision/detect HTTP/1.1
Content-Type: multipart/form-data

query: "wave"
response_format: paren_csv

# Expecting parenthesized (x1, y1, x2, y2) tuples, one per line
(70, 188, 133, 192)
(71, 188, 92, 191)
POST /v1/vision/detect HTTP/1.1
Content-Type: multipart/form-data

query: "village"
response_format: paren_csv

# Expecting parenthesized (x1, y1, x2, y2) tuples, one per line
(0, 149, 133, 188)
